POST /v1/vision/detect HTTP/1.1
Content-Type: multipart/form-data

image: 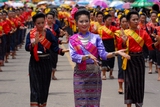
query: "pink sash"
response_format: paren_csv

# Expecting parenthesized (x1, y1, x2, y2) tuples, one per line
(70, 33, 98, 70)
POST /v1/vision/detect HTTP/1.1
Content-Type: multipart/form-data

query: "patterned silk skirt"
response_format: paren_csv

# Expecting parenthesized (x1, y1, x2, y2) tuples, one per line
(74, 64, 102, 107)
(124, 52, 145, 107)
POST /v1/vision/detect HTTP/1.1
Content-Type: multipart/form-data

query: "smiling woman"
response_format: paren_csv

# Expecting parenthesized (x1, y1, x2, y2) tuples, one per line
(69, 8, 130, 107)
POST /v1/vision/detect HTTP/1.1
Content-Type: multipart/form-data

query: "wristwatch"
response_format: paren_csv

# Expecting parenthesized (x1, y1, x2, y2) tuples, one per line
(85, 55, 90, 59)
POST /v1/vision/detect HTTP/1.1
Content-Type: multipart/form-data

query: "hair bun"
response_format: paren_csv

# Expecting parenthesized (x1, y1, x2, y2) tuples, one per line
(74, 8, 90, 20)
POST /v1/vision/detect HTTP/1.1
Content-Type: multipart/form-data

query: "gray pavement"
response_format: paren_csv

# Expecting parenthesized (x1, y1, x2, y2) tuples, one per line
(0, 39, 160, 107)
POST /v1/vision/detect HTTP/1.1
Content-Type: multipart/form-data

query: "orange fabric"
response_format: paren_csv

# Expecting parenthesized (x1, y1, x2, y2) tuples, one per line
(30, 28, 52, 61)
(45, 25, 57, 36)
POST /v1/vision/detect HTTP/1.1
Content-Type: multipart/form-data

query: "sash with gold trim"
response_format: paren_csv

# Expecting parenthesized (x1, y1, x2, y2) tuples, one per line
(122, 29, 144, 70)
(114, 30, 122, 51)
(30, 28, 52, 61)
(7, 18, 15, 28)
(0, 25, 3, 36)
(99, 26, 114, 38)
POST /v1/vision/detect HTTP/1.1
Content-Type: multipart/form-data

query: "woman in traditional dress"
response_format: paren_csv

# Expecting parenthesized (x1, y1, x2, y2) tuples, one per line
(146, 11, 159, 74)
(69, 8, 130, 107)
(0, 12, 4, 72)
(45, 12, 69, 80)
(155, 26, 160, 80)
(25, 12, 68, 107)
(139, 13, 149, 62)
(114, 15, 128, 94)
(98, 14, 118, 80)
(3, 10, 13, 63)
(123, 11, 160, 107)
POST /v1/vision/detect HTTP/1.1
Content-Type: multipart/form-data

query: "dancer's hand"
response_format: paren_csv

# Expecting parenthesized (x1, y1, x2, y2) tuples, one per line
(155, 35, 160, 43)
(116, 49, 130, 60)
(62, 49, 69, 53)
(88, 54, 98, 65)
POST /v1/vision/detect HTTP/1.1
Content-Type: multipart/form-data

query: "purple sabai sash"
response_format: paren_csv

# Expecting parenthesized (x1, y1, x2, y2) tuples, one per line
(70, 33, 98, 70)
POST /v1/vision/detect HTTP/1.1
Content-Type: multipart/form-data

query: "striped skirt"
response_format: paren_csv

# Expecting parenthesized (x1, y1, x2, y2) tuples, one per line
(29, 55, 52, 106)
(74, 64, 102, 107)
(124, 52, 145, 107)
(49, 50, 58, 69)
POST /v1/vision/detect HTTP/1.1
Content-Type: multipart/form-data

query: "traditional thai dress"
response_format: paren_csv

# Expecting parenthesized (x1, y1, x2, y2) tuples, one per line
(114, 29, 124, 83)
(69, 32, 108, 107)
(13, 16, 19, 48)
(1, 19, 10, 57)
(138, 22, 149, 61)
(20, 13, 26, 43)
(8, 18, 16, 52)
(122, 29, 154, 106)
(25, 28, 64, 107)
(155, 26, 160, 69)
(0, 22, 4, 63)
(98, 25, 118, 70)
(146, 22, 159, 64)
(4, 19, 12, 54)
(16, 15, 23, 46)
(45, 23, 61, 70)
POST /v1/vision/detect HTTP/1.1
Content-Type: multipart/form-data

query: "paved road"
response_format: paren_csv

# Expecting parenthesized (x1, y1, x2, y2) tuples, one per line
(0, 35, 160, 107)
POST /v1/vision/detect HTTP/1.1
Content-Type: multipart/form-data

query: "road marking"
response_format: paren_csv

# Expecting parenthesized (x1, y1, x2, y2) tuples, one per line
(60, 44, 75, 70)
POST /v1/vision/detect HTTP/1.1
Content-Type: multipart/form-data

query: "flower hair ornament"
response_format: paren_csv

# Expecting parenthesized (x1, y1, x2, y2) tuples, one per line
(71, 7, 78, 19)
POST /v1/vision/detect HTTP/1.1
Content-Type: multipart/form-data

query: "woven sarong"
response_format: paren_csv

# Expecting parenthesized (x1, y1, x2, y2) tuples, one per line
(74, 64, 101, 107)
(124, 52, 145, 107)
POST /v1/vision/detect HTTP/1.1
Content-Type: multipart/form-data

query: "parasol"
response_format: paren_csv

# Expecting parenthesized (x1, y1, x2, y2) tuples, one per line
(77, 0, 89, 6)
(91, 0, 108, 8)
(109, 1, 124, 7)
(123, 2, 132, 9)
(131, 0, 154, 7)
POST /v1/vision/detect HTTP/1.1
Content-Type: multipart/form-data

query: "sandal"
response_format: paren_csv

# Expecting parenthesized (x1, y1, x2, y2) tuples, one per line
(52, 76, 57, 80)
(102, 76, 107, 80)
(109, 75, 114, 79)
(118, 90, 123, 94)
(148, 71, 152, 74)
(148, 70, 152, 74)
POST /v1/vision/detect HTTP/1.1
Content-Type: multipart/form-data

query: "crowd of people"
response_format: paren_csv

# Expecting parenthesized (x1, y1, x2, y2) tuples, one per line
(0, 2, 160, 107)
(0, 4, 32, 72)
